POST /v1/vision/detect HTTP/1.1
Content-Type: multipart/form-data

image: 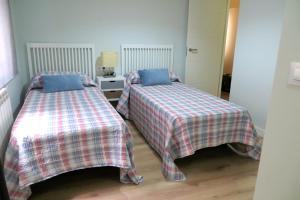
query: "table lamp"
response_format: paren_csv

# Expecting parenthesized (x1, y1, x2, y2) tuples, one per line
(101, 52, 118, 77)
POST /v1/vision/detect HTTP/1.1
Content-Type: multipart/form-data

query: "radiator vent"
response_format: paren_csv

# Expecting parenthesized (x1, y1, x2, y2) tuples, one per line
(0, 88, 13, 145)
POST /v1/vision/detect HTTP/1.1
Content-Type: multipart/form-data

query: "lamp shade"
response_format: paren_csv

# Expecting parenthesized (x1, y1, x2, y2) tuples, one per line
(101, 52, 118, 68)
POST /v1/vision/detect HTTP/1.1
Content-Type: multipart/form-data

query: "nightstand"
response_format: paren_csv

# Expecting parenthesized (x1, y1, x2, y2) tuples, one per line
(97, 75, 125, 105)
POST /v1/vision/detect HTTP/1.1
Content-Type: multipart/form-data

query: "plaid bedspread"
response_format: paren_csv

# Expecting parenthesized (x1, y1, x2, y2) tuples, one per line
(4, 86, 142, 200)
(117, 73, 261, 181)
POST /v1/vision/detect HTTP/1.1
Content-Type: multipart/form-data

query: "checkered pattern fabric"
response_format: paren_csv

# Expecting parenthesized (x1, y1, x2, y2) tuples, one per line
(117, 73, 261, 181)
(4, 87, 142, 200)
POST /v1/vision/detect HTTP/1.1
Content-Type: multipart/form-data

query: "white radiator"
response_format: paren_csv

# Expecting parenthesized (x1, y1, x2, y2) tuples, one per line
(0, 88, 13, 144)
(121, 44, 174, 75)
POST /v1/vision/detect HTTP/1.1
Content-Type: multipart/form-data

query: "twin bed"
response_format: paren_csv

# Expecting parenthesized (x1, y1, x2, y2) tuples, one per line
(4, 43, 261, 200)
(117, 71, 261, 181)
(4, 44, 142, 200)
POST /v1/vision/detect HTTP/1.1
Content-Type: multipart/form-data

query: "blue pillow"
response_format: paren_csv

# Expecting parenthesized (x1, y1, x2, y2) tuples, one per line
(43, 75, 84, 93)
(138, 68, 171, 86)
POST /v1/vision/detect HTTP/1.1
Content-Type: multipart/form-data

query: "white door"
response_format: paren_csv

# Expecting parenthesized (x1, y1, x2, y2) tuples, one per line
(185, 0, 229, 96)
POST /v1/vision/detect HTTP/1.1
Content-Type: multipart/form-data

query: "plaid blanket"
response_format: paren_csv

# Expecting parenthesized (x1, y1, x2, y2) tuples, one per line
(117, 73, 261, 181)
(4, 86, 142, 200)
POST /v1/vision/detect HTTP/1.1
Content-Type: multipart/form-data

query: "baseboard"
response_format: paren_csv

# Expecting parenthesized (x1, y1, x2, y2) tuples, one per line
(255, 126, 265, 137)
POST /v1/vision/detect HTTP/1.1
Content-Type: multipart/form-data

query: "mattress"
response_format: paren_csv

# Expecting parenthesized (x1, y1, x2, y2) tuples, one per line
(4, 86, 142, 200)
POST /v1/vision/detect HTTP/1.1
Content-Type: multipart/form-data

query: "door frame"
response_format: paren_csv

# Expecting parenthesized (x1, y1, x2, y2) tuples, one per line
(217, 0, 231, 97)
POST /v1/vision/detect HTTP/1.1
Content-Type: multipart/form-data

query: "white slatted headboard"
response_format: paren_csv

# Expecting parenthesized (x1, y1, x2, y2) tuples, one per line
(121, 44, 174, 75)
(27, 43, 96, 80)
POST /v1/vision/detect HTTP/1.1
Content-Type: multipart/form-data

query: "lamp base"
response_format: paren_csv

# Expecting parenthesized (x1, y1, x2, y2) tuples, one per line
(102, 67, 116, 78)
(103, 72, 116, 78)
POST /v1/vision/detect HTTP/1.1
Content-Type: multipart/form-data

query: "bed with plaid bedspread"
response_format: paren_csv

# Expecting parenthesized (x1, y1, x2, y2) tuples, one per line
(4, 86, 142, 200)
(117, 73, 261, 181)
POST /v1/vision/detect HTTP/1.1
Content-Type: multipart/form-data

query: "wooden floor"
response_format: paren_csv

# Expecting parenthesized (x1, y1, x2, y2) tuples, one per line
(30, 121, 259, 200)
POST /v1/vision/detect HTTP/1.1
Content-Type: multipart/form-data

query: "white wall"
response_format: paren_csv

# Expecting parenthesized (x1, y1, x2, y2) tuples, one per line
(7, 0, 188, 113)
(230, 0, 286, 133)
(254, 0, 300, 199)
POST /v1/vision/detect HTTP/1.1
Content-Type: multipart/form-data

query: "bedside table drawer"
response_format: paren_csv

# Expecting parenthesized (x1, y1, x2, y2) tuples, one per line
(104, 90, 123, 99)
(101, 80, 124, 90)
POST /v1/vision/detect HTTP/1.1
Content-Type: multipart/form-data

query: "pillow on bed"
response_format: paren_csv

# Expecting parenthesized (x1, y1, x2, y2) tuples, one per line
(43, 75, 84, 93)
(138, 68, 172, 86)
(29, 72, 96, 89)
(124, 70, 181, 84)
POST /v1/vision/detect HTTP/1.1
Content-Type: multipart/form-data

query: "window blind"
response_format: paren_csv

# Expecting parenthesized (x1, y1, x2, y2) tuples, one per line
(0, 0, 16, 88)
